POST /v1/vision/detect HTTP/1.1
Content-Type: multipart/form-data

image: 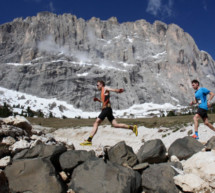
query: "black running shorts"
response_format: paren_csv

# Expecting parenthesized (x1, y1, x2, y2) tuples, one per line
(98, 107, 115, 122)
(197, 108, 208, 119)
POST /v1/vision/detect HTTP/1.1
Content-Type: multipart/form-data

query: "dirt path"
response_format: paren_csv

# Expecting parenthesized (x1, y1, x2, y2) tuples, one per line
(51, 123, 215, 154)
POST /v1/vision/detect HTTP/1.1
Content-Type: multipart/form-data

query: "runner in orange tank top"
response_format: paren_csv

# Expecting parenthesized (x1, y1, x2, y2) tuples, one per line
(80, 80, 138, 146)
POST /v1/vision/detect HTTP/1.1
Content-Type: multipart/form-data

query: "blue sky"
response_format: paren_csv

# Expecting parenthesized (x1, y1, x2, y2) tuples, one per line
(0, 0, 215, 59)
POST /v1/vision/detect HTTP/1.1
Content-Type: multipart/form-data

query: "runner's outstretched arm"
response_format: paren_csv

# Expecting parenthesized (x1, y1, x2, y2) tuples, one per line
(106, 87, 124, 93)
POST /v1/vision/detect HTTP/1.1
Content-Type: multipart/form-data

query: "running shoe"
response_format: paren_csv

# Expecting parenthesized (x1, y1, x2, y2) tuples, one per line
(80, 140, 92, 146)
(133, 125, 138, 136)
(192, 134, 199, 140)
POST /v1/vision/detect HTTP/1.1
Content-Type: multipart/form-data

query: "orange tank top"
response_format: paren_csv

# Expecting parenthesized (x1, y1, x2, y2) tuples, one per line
(101, 87, 110, 109)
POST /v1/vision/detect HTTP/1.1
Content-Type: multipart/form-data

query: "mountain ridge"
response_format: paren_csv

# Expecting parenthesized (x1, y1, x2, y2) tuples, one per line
(0, 12, 214, 111)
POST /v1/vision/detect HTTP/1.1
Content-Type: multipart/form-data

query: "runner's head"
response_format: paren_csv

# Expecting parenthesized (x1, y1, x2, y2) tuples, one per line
(97, 80, 105, 90)
(191, 79, 199, 90)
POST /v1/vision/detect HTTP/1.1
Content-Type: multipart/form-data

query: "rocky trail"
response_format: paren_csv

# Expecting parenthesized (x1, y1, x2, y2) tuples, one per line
(0, 115, 215, 193)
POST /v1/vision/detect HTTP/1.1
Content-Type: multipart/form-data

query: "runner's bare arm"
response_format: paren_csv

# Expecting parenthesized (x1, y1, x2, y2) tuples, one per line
(105, 87, 124, 93)
(207, 91, 215, 106)
(208, 92, 215, 101)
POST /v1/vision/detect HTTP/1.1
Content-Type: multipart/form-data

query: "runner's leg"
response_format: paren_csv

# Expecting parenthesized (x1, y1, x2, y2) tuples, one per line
(203, 117, 215, 132)
(193, 114, 200, 132)
(111, 119, 131, 129)
(90, 118, 103, 137)
(111, 119, 138, 136)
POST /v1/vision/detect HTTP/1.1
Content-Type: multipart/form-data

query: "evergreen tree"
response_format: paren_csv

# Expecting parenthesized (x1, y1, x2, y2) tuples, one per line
(0, 103, 13, 117)
(167, 110, 175, 117)
(49, 112, 54, 118)
(37, 110, 44, 118)
(27, 106, 34, 117)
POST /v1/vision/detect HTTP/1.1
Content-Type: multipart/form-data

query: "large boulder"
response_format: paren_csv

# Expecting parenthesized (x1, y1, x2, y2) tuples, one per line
(0, 156, 11, 168)
(13, 142, 67, 159)
(5, 158, 66, 193)
(0, 124, 27, 138)
(174, 173, 210, 192)
(69, 158, 141, 193)
(2, 115, 32, 135)
(59, 150, 96, 172)
(9, 139, 31, 154)
(174, 151, 215, 192)
(168, 136, 204, 160)
(137, 139, 167, 164)
(182, 151, 215, 190)
(107, 141, 138, 167)
(1, 136, 16, 146)
(205, 136, 215, 151)
(13, 143, 67, 171)
(141, 163, 180, 193)
(0, 169, 9, 193)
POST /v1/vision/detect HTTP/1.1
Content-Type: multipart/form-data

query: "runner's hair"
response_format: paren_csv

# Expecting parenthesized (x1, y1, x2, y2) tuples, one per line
(97, 80, 105, 86)
(191, 79, 199, 85)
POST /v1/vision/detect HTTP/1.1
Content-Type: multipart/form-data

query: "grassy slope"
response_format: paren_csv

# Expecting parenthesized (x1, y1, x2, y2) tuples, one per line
(27, 114, 215, 129)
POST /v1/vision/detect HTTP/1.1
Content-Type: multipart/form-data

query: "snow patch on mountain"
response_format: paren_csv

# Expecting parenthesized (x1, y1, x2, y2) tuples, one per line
(0, 86, 184, 119)
(152, 51, 167, 58)
(77, 72, 89, 77)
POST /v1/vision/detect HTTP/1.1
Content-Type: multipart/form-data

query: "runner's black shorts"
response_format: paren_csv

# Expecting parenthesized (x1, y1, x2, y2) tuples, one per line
(98, 107, 115, 122)
(197, 108, 208, 119)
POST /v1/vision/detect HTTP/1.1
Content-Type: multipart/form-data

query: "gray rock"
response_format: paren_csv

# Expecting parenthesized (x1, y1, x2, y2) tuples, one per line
(162, 161, 183, 171)
(107, 141, 138, 167)
(168, 136, 204, 160)
(141, 163, 180, 193)
(0, 169, 9, 193)
(0, 143, 10, 159)
(0, 124, 27, 138)
(0, 13, 214, 113)
(137, 139, 167, 164)
(3, 116, 32, 135)
(0, 156, 11, 168)
(132, 163, 149, 171)
(13, 143, 67, 171)
(13, 142, 66, 159)
(205, 136, 215, 151)
(5, 158, 66, 193)
(69, 158, 141, 193)
(187, 129, 193, 136)
(1, 136, 16, 146)
(59, 150, 96, 171)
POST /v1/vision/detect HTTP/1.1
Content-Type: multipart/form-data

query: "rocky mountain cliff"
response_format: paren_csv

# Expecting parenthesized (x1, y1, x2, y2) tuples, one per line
(0, 12, 215, 111)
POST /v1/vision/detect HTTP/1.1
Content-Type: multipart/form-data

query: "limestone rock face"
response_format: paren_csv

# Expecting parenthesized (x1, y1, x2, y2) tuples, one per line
(174, 173, 209, 192)
(183, 151, 215, 186)
(0, 12, 215, 111)
(174, 151, 215, 193)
